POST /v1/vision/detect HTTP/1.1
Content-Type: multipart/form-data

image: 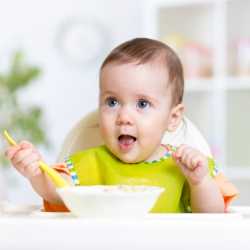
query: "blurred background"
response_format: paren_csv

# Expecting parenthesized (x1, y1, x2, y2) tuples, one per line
(0, 0, 250, 206)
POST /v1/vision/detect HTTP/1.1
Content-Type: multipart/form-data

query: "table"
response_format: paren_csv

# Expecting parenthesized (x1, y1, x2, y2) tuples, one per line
(0, 203, 250, 250)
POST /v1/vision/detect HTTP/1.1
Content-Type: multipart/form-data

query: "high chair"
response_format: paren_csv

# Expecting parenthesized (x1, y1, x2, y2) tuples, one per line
(56, 110, 243, 213)
(57, 110, 212, 162)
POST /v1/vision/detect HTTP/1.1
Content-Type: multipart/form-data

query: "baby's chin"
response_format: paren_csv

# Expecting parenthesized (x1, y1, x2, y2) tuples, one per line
(119, 157, 140, 164)
(116, 152, 147, 164)
(106, 143, 150, 163)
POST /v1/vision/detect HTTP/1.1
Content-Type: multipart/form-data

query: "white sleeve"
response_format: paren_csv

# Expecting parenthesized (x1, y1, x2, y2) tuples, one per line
(162, 116, 212, 157)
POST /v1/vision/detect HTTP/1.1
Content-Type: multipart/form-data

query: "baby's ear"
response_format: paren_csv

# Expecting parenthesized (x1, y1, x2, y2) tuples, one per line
(166, 104, 184, 132)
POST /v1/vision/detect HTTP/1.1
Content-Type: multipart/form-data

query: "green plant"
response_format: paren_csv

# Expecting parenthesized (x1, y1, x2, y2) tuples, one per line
(0, 51, 49, 167)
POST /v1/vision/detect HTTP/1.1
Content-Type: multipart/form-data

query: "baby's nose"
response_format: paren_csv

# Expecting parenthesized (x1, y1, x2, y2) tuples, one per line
(116, 107, 134, 126)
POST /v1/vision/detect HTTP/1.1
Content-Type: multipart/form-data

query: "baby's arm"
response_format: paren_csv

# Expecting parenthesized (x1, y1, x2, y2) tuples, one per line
(188, 174, 224, 213)
(173, 145, 224, 213)
(5, 141, 68, 204)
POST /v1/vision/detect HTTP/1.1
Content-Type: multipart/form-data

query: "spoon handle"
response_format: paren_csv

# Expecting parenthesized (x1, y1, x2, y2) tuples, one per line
(3, 130, 69, 188)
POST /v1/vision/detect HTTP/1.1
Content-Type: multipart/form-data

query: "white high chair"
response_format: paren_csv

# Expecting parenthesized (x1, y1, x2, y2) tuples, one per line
(57, 110, 212, 162)
(57, 110, 248, 214)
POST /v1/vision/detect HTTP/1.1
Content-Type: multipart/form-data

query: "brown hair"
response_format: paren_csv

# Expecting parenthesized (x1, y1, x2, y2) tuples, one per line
(100, 37, 184, 106)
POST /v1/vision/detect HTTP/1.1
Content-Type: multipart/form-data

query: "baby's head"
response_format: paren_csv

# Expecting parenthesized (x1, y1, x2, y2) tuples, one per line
(98, 38, 184, 163)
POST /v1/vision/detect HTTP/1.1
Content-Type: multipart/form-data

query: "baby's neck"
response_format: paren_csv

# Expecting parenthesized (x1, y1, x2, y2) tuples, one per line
(144, 144, 166, 162)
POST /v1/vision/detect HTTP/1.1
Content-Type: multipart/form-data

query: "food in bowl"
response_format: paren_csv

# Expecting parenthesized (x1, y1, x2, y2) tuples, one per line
(57, 185, 164, 218)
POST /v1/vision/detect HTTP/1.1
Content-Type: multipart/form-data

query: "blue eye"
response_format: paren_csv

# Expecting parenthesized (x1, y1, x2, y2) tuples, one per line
(137, 99, 150, 109)
(106, 97, 118, 107)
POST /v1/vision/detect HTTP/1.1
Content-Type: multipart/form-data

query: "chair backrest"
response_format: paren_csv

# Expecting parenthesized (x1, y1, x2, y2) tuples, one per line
(57, 110, 212, 162)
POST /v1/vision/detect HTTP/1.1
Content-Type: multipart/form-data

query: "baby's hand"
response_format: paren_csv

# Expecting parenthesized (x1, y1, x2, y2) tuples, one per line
(5, 141, 43, 180)
(172, 144, 209, 186)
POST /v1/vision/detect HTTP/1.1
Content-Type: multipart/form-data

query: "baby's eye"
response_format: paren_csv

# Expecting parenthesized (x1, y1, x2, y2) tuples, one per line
(105, 97, 118, 107)
(137, 99, 150, 109)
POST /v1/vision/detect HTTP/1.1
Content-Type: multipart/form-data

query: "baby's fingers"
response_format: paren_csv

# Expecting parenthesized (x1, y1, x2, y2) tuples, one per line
(19, 140, 35, 150)
(191, 155, 204, 169)
(13, 151, 42, 178)
(12, 148, 34, 166)
(174, 145, 193, 167)
(173, 157, 191, 177)
(5, 140, 34, 160)
(24, 162, 42, 179)
(5, 145, 21, 160)
(174, 144, 186, 158)
(16, 150, 41, 167)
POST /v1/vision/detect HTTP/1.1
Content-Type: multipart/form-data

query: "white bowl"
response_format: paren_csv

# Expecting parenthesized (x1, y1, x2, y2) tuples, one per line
(57, 185, 164, 218)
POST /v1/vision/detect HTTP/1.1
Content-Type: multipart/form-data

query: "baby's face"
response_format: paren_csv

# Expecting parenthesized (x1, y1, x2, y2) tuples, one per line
(99, 62, 173, 163)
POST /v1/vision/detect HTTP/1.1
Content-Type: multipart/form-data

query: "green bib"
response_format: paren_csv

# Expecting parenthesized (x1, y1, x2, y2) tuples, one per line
(65, 145, 215, 213)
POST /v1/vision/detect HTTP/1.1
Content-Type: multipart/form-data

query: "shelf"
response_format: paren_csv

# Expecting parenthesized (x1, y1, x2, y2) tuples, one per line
(226, 0, 250, 76)
(146, 0, 223, 8)
(185, 77, 250, 93)
(227, 77, 250, 90)
(143, 0, 250, 176)
(226, 89, 250, 167)
(185, 79, 214, 92)
(183, 92, 213, 143)
(185, 77, 250, 92)
(225, 167, 250, 179)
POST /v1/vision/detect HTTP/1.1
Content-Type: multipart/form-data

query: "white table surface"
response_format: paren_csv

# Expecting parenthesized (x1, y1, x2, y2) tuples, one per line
(1, 203, 250, 250)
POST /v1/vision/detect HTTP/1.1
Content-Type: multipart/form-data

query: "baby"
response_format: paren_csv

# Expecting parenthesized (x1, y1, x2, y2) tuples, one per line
(5, 38, 238, 213)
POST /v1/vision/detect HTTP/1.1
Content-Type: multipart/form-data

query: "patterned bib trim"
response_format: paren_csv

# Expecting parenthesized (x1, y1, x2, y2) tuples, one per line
(65, 158, 80, 186)
(144, 144, 177, 164)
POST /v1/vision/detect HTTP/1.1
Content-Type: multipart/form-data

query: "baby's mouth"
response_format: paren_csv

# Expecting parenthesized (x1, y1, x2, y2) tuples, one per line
(118, 134, 137, 151)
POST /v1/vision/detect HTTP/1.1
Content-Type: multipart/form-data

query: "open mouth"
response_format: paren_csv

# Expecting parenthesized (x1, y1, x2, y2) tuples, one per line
(118, 134, 137, 151)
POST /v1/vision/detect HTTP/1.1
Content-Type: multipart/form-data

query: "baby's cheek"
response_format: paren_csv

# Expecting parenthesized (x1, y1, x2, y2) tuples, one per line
(139, 132, 161, 154)
(144, 126, 164, 143)
(100, 125, 110, 140)
(100, 123, 115, 144)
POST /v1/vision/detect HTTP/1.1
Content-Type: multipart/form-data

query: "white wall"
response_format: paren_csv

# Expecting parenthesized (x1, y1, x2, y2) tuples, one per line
(0, 0, 144, 203)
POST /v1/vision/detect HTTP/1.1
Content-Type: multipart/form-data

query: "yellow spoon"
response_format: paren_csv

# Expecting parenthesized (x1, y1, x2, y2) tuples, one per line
(3, 130, 69, 188)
